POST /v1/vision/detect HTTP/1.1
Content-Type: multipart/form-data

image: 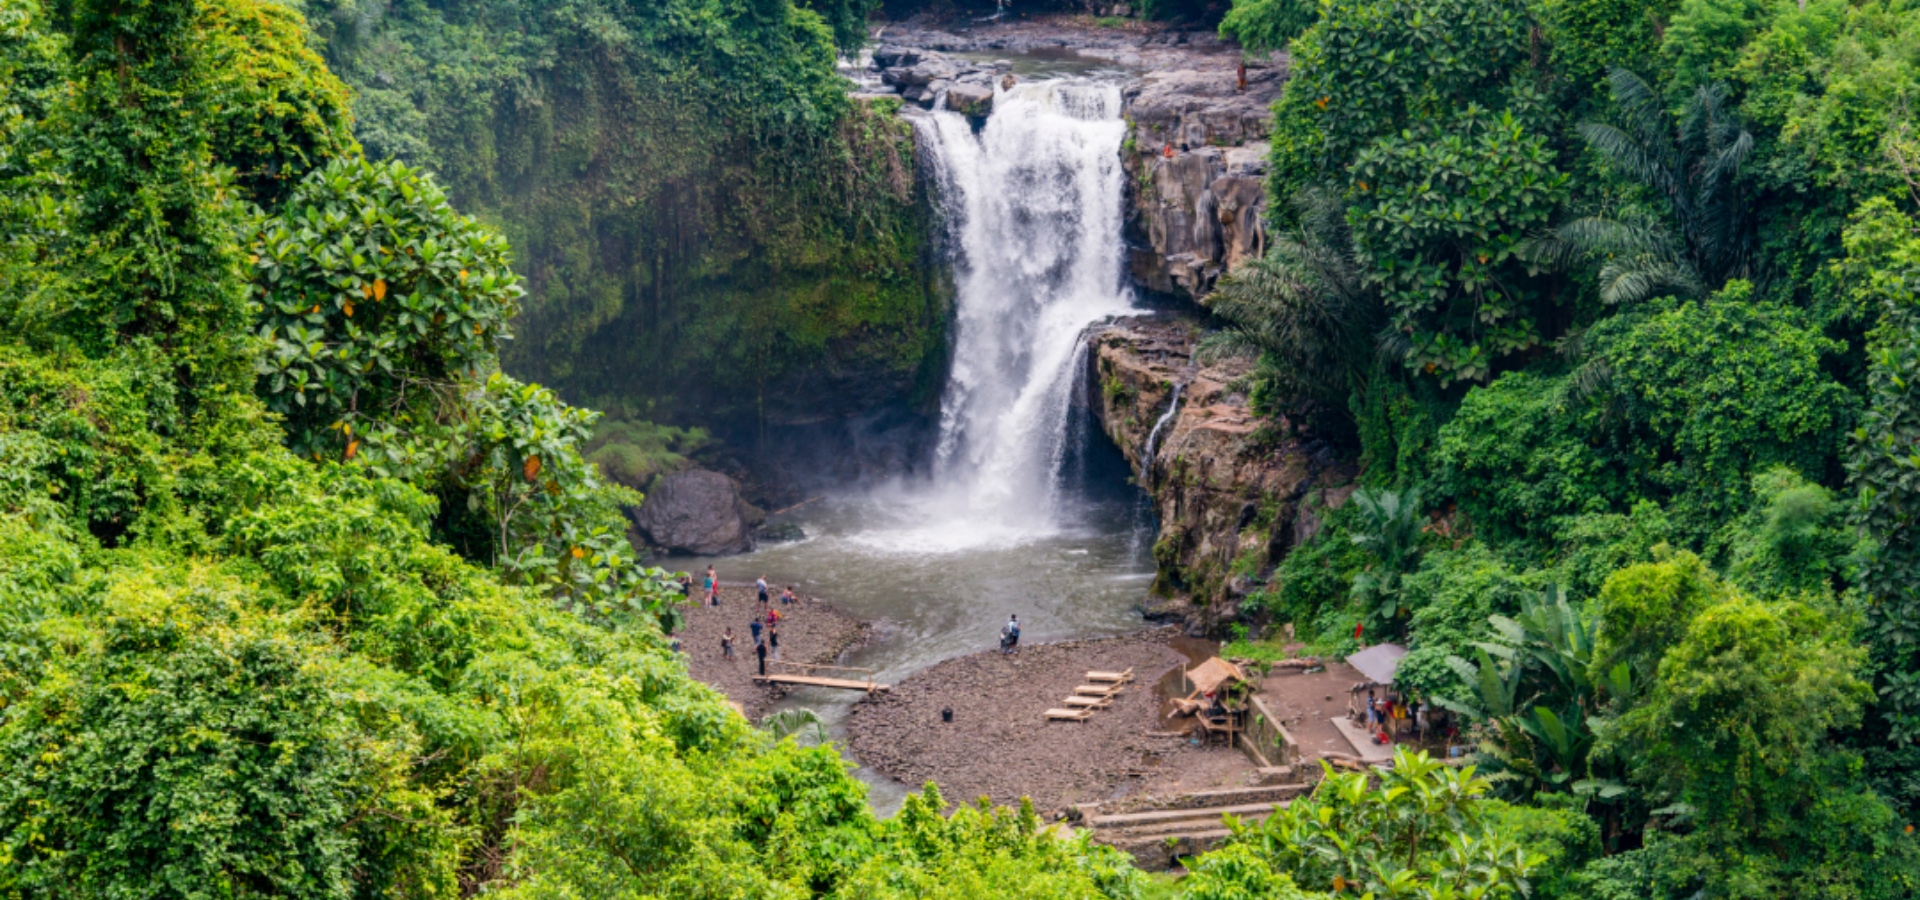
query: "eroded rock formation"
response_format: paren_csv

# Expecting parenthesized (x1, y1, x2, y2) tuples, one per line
(1121, 57, 1286, 299)
(1088, 316, 1354, 632)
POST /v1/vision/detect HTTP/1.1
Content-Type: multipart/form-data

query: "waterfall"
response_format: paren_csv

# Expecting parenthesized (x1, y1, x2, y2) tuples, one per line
(913, 78, 1133, 529)
(1139, 382, 1184, 489)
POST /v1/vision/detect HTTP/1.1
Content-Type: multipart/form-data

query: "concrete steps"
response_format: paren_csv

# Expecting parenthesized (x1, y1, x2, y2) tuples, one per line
(1078, 785, 1308, 869)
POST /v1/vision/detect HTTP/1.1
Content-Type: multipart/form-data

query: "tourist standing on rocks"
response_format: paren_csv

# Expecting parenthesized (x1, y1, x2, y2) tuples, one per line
(757, 575, 770, 606)
(1000, 614, 1020, 655)
(721, 628, 734, 660)
(768, 622, 780, 660)
(750, 618, 763, 644)
(755, 634, 768, 676)
(705, 566, 719, 606)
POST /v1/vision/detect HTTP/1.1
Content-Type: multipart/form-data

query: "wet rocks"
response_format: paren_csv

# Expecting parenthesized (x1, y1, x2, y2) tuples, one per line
(1087, 317, 1355, 632)
(631, 469, 763, 555)
(946, 82, 995, 117)
(872, 46, 1000, 115)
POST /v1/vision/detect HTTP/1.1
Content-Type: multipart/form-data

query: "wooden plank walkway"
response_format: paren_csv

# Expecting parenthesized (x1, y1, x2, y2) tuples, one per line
(754, 662, 888, 693)
(753, 674, 890, 692)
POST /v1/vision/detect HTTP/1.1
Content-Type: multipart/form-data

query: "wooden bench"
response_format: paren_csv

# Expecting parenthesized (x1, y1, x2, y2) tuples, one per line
(1074, 684, 1123, 697)
(1086, 668, 1135, 684)
(1045, 708, 1095, 722)
(1064, 695, 1111, 709)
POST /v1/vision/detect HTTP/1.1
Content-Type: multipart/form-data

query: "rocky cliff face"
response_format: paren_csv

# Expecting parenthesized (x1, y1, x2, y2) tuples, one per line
(1121, 56, 1286, 300)
(1089, 316, 1354, 633)
(864, 19, 1289, 302)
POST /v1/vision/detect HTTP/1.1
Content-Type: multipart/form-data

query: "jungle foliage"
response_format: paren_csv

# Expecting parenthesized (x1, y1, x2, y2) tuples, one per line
(1211, 0, 1920, 892)
(0, 1, 1141, 897)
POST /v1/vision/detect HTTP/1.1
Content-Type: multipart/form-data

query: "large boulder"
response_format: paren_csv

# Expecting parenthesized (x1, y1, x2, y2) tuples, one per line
(946, 83, 994, 118)
(631, 469, 758, 556)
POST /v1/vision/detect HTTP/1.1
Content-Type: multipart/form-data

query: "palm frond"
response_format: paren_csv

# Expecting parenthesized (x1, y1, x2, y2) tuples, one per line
(1193, 329, 1264, 365)
(1577, 121, 1676, 199)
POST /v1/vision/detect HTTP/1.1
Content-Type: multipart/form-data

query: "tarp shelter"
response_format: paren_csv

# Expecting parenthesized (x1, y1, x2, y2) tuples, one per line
(1186, 657, 1248, 696)
(1346, 643, 1408, 686)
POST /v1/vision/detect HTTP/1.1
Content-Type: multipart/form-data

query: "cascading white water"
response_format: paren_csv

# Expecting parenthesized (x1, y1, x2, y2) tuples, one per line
(915, 79, 1134, 529)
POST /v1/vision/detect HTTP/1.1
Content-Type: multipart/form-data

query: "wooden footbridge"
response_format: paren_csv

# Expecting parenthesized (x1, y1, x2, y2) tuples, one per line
(753, 661, 890, 694)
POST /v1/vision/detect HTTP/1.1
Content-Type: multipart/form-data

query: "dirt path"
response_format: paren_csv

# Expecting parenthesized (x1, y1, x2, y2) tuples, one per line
(675, 582, 869, 719)
(846, 629, 1258, 815)
(1252, 661, 1366, 762)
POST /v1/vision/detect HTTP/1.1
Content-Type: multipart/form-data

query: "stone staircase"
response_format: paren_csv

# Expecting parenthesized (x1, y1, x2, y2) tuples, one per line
(1074, 783, 1310, 870)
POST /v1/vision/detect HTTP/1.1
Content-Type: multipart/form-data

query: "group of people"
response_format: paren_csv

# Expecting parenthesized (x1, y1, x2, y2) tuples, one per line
(712, 572, 801, 676)
(1362, 689, 1432, 744)
(682, 568, 799, 608)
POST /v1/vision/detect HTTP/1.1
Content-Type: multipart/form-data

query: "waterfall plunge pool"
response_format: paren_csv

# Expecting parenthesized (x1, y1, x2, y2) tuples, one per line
(680, 71, 1158, 814)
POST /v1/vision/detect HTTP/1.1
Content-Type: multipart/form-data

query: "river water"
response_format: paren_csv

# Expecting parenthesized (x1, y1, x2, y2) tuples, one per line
(684, 69, 1155, 812)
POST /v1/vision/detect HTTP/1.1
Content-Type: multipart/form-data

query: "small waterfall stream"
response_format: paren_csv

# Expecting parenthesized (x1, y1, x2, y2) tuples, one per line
(1139, 382, 1185, 489)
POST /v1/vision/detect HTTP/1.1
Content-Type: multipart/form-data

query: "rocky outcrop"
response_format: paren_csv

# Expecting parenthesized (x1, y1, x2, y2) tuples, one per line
(871, 47, 1008, 115)
(1089, 316, 1354, 632)
(1122, 56, 1287, 300)
(631, 469, 764, 555)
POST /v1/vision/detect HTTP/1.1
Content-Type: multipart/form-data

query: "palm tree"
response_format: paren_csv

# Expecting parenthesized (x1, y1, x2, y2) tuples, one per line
(1196, 188, 1382, 407)
(1527, 69, 1756, 305)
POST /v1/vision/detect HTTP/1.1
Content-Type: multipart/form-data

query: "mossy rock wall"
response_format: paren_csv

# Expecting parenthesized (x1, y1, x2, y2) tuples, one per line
(305, 0, 946, 437)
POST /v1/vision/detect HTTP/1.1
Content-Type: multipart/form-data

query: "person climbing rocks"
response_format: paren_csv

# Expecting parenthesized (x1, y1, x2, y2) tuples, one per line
(755, 634, 768, 676)
(757, 575, 770, 606)
(721, 627, 735, 660)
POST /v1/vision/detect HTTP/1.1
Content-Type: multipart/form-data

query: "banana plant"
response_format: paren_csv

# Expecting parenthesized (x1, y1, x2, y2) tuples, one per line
(1517, 705, 1592, 787)
(1481, 584, 1597, 702)
(1349, 487, 1427, 625)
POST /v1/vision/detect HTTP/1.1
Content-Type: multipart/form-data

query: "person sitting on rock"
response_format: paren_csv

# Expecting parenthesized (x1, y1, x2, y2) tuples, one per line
(1000, 614, 1020, 654)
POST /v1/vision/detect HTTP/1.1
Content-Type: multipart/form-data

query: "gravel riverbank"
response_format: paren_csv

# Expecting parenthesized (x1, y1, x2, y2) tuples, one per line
(676, 582, 870, 719)
(846, 628, 1256, 814)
